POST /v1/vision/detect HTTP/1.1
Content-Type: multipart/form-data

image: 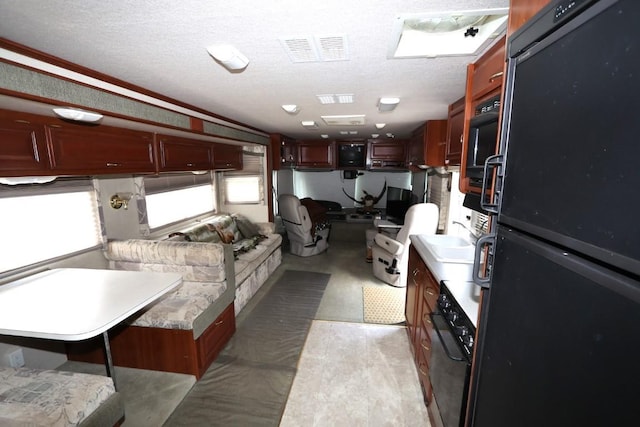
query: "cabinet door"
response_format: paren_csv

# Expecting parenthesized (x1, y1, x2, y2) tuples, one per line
(470, 36, 506, 101)
(0, 117, 50, 176)
(508, 0, 551, 36)
(408, 121, 447, 168)
(158, 135, 212, 172)
(213, 143, 242, 170)
(270, 134, 296, 170)
(406, 246, 424, 348)
(297, 140, 334, 168)
(367, 140, 406, 169)
(446, 97, 465, 166)
(47, 125, 156, 174)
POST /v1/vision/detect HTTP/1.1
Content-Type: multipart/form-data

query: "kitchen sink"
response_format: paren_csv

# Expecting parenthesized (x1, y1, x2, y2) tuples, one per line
(412, 234, 476, 282)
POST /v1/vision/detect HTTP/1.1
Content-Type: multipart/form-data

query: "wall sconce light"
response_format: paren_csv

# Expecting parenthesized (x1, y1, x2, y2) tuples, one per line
(378, 97, 400, 112)
(206, 45, 250, 72)
(110, 193, 133, 210)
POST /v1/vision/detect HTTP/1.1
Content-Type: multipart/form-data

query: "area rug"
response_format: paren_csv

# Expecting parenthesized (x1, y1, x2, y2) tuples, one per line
(362, 285, 406, 324)
(280, 320, 429, 426)
(164, 269, 330, 426)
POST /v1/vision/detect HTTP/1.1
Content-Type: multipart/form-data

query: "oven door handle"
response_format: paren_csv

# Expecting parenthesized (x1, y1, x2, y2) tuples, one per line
(430, 312, 465, 362)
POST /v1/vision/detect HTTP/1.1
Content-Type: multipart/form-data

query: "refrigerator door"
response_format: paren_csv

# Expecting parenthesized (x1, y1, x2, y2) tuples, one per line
(497, 0, 640, 275)
(469, 226, 640, 427)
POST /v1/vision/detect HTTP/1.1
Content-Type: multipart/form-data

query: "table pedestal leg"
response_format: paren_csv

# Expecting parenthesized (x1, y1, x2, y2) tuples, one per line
(102, 331, 118, 391)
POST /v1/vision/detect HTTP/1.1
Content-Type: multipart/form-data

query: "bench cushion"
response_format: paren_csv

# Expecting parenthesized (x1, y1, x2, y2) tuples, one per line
(0, 367, 117, 426)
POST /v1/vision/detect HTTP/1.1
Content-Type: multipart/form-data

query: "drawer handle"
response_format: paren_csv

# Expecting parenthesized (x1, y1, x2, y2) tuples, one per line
(420, 340, 430, 351)
(412, 268, 419, 276)
(418, 364, 428, 376)
(425, 288, 435, 296)
(106, 162, 121, 167)
(423, 313, 432, 324)
(214, 319, 224, 326)
(489, 71, 504, 82)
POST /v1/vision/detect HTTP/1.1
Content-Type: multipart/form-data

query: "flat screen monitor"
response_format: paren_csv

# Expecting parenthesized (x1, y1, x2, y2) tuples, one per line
(386, 186, 412, 224)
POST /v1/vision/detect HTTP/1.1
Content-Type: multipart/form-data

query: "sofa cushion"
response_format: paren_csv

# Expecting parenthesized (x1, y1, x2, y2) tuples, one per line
(130, 281, 227, 331)
(0, 367, 117, 426)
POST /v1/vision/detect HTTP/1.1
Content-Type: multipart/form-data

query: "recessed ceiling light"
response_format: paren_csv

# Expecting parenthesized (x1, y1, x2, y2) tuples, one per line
(321, 115, 365, 126)
(378, 98, 400, 112)
(320, 134, 329, 139)
(282, 104, 300, 114)
(389, 9, 509, 58)
(301, 120, 318, 129)
(375, 123, 386, 129)
(206, 45, 249, 71)
(371, 133, 380, 138)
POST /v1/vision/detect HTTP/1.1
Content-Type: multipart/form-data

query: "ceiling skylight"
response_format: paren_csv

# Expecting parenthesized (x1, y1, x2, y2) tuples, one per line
(389, 8, 508, 58)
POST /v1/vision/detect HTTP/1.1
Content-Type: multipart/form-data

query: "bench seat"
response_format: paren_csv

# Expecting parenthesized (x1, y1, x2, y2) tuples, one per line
(0, 366, 123, 427)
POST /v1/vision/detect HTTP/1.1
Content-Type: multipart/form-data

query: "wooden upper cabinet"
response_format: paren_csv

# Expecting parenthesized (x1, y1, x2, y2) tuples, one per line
(508, 0, 552, 36)
(297, 140, 334, 168)
(367, 139, 406, 169)
(270, 134, 296, 170)
(446, 97, 465, 167)
(212, 143, 242, 170)
(47, 124, 156, 175)
(157, 135, 212, 172)
(470, 36, 507, 102)
(407, 120, 447, 169)
(0, 116, 50, 176)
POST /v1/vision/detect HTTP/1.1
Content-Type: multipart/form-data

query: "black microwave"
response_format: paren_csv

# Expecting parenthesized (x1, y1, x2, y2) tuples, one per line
(466, 97, 500, 188)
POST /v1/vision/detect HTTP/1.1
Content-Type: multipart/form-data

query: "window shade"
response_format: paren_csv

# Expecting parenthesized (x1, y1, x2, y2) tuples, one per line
(143, 172, 212, 195)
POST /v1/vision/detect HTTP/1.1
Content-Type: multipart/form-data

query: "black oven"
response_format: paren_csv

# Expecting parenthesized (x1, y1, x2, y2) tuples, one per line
(465, 95, 500, 189)
(429, 282, 475, 427)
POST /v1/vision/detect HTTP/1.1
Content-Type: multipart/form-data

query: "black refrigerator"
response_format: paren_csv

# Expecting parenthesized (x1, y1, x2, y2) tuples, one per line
(468, 1, 640, 426)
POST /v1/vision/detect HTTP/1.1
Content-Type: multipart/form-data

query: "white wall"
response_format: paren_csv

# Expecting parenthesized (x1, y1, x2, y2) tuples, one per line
(286, 170, 411, 209)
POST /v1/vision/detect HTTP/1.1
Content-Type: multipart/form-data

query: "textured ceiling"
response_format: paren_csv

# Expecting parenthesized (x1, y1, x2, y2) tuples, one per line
(0, 0, 509, 140)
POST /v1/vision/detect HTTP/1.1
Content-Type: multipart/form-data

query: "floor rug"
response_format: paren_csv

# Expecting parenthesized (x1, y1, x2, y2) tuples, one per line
(280, 320, 429, 426)
(362, 285, 406, 324)
(164, 269, 330, 426)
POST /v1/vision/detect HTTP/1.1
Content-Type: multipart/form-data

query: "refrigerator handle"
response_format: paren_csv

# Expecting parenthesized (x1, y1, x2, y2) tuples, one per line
(473, 233, 495, 289)
(480, 154, 505, 214)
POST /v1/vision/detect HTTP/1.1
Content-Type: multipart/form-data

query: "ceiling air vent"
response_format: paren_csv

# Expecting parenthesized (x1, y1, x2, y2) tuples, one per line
(321, 115, 365, 126)
(280, 35, 349, 62)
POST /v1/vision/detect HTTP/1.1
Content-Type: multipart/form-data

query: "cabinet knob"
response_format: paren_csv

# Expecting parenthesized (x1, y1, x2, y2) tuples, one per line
(186, 163, 194, 167)
(106, 162, 121, 167)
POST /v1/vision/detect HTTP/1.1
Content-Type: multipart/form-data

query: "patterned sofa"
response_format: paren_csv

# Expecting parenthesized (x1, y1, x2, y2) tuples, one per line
(0, 366, 124, 426)
(67, 213, 282, 379)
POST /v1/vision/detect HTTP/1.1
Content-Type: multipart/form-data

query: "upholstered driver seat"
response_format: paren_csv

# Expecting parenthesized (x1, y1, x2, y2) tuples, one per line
(278, 194, 330, 257)
(372, 203, 439, 287)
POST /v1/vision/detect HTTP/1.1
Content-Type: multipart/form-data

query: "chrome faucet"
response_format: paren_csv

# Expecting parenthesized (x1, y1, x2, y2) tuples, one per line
(452, 220, 479, 244)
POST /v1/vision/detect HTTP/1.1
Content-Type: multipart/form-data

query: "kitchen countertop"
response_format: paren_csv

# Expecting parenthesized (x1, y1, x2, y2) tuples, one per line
(410, 234, 481, 328)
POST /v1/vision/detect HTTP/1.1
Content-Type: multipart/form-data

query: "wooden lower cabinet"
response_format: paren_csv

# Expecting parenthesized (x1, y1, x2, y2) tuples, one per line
(67, 302, 236, 380)
(406, 245, 440, 405)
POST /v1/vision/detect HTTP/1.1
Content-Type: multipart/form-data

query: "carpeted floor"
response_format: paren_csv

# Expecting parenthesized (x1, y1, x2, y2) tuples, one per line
(163, 269, 330, 426)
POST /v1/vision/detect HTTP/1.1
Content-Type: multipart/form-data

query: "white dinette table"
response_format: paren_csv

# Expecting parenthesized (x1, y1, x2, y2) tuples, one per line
(0, 268, 182, 389)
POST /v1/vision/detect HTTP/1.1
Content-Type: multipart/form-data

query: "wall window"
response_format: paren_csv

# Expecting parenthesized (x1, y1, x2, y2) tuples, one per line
(0, 180, 102, 273)
(221, 146, 265, 205)
(143, 173, 215, 229)
(224, 176, 260, 204)
(145, 184, 215, 228)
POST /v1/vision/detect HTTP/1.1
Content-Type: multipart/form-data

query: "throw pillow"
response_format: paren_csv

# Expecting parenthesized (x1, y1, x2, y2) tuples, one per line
(233, 214, 263, 239)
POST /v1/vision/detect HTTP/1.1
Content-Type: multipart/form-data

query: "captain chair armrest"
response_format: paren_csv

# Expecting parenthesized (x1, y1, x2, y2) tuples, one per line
(374, 233, 404, 256)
